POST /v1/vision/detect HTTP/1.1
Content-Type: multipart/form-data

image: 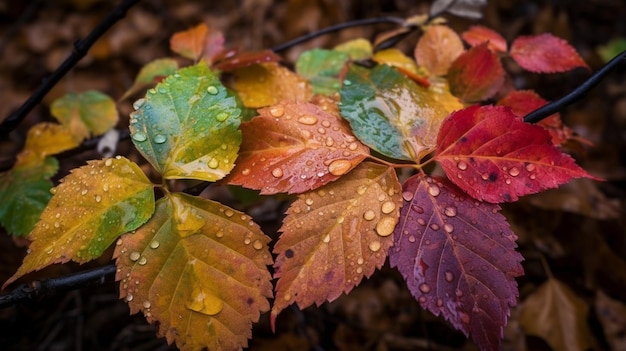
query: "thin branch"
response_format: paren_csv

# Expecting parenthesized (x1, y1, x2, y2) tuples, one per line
(0, 0, 141, 137)
(0, 264, 117, 309)
(272, 16, 406, 52)
(524, 48, 626, 124)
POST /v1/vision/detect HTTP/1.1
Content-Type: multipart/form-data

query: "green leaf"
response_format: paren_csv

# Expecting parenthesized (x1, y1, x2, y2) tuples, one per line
(296, 49, 350, 95)
(121, 58, 179, 101)
(340, 64, 451, 162)
(0, 157, 58, 236)
(597, 38, 626, 63)
(114, 193, 272, 351)
(130, 62, 242, 181)
(50, 90, 118, 141)
(4, 156, 155, 287)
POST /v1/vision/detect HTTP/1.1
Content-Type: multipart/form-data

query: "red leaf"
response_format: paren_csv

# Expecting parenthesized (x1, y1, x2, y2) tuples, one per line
(497, 90, 578, 146)
(461, 25, 508, 53)
(389, 174, 523, 351)
(434, 105, 597, 203)
(214, 49, 282, 71)
(447, 43, 505, 102)
(227, 101, 369, 194)
(510, 33, 589, 73)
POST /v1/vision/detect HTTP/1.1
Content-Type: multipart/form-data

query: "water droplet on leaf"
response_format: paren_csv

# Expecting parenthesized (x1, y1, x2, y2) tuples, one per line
(322, 234, 331, 243)
(208, 159, 219, 169)
(130, 251, 140, 261)
(328, 159, 352, 176)
(206, 86, 219, 95)
(216, 112, 229, 122)
(381, 201, 395, 214)
(150, 241, 160, 249)
(375, 217, 396, 237)
(132, 132, 147, 142)
(445, 271, 454, 282)
(297, 115, 318, 125)
(444, 207, 457, 217)
(508, 167, 520, 177)
(363, 210, 376, 221)
(153, 134, 166, 144)
(253, 240, 263, 250)
(269, 106, 285, 117)
(368, 241, 381, 252)
(419, 283, 431, 293)
(132, 98, 146, 110)
(457, 161, 468, 170)
(271, 168, 284, 178)
(428, 185, 440, 197)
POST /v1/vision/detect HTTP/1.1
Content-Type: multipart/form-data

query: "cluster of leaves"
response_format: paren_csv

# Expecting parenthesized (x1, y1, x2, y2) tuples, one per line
(1, 12, 596, 351)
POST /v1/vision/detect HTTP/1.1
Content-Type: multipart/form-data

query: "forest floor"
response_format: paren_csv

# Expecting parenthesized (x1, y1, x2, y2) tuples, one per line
(1, 0, 625, 350)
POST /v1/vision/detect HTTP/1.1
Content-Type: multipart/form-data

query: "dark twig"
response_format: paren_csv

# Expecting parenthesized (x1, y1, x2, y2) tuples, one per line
(0, 0, 141, 137)
(524, 48, 626, 124)
(272, 16, 406, 52)
(0, 264, 117, 309)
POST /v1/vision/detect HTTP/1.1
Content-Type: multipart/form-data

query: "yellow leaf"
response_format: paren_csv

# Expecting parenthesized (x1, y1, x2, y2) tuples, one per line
(373, 48, 422, 76)
(17, 123, 79, 164)
(232, 62, 312, 108)
(519, 278, 596, 351)
(50, 90, 118, 141)
(114, 193, 272, 351)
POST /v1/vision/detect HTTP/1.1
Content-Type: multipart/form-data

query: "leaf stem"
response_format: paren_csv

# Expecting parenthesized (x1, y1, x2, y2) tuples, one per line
(271, 16, 406, 53)
(0, 0, 141, 137)
(523, 48, 626, 124)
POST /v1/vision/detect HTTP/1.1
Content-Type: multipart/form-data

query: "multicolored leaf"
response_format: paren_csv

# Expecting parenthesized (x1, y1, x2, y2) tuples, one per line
(434, 105, 596, 203)
(340, 64, 456, 161)
(447, 43, 505, 102)
(169, 23, 224, 64)
(510, 33, 589, 73)
(120, 58, 179, 101)
(227, 101, 369, 194)
(232, 62, 312, 108)
(295, 49, 350, 95)
(0, 157, 58, 236)
(50, 90, 118, 141)
(130, 62, 242, 181)
(333, 38, 373, 60)
(461, 25, 507, 53)
(3, 156, 154, 287)
(389, 174, 523, 351)
(114, 193, 272, 351)
(271, 162, 402, 327)
(415, 25, 465, 76)
(373, 48, 431, 87)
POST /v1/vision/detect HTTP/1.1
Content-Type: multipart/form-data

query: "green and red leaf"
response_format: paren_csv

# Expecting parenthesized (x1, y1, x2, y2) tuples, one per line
(272, 162, 402, 327)
(447, 43, 505, 102)
(390, 174, 523, 351)
(510, 33, 589, 73)
(434, 105, 597, 203)
(227, 101, 369, 194)
(114, 193, 272, 351)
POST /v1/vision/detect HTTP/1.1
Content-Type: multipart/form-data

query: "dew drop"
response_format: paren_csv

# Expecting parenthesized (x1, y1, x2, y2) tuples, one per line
(428, 185, 440, 197)
(444, 206, 457, 217)
(325, 136, 335, 147)
(505, 179, 512, 185)
(126, 294, 134, 302)
(244, 238, 251, 245)
(253, 240, 263, 250)
(297, 115, 318, 125)
(336, 216, 345, 224)
(445, 271, 454, 282)
(363, 210, 376, 221)
(143, 301, 152, 309)
(357, 257, 364, 265)
(206, 86, 219, 95)
(321, 120, 331, 128)
(530, 174, 536, 180)
(105, 158, 113, 167)
(271, 167, 284, 178)
(208, 159, 219, 169)
(408, 235, 416, 243)
(305, 198, 314, 206)
(381, 201, 396, 214)
(508, 167, 520, 177)
(402, 191, 414, 201)
(368, 241, 381, 252)
(95, 195, 102, 203)
(269, 105, 285, 117)
(132, 98, 146, 110)
(444, 223, 454, 233)
(224, 209, 234, 217)
(481, 173, 490, 180)
(241, 168, 251, 176)
(283, 293, 292, 301)
(419, 283, 431, 293)
(429, 223, 440, 231)
(138, 256, 147, 265)
(525, 163, 536, 172)
(129, 251, 141, 261)
(417, 218, 426, 226)
(328, 159, 352, 176)
(149, 241, 160, 249)
(322, 234, 331, 243)
(132, 132, 147, 142)
(81, 189, 88, 196)
(457, 161, 468, 170)
(356, 267, 363, 274)
(375, 217, 396, 237)
(216, 112, 229, 122)
(153, 134, 166, 144)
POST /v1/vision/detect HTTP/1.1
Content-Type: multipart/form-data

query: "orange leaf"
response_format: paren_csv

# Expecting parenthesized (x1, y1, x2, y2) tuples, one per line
(271, 162, 402, 328)
(232, 63, 312, 108)
(447, 43, 505, 102)
(415, 25, 465, 76)
(169, 23, 224, 63)
(227, 101, 369, 194)
(510, 33, 589, 73)
(461, 25, 507, 53)
(214, 49, 282, 71)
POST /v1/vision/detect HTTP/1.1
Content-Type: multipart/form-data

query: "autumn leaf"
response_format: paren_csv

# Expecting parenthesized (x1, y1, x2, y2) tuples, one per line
(0, 157, 58, 236)
(295, 48, 350, 95)
(213, 49, 281, 71)
(169, 23, 224, 64)
(373, 48, 430, 86)
(333, 38, 373, 60)
(120, 58, 179, 101)
(272, 162, 402, 327)
(130, 62, 241, 181)
(3, 156, 154, 287)
(232, 62, 312, 108)
(447, 43, 505, 102)
(340, 64, 453, 162)
(51, 90, 118, 141)
(434, 105, 596, 203)
(414, 25, 465, 76)
(510, 33, 589, 73)
(14, 123, 78, 165)
(227, 101, 369, 194)
(519, 278, 596, 351)
(114, 193, 272, 351)
(497, 90, 578, 146)
(461, 25, 507, 53)
(389, 174, 523, 351)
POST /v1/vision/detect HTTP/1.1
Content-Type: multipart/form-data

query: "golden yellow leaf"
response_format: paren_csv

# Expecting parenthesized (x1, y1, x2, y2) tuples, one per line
(232, 63, 312, 108)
